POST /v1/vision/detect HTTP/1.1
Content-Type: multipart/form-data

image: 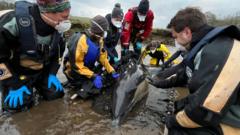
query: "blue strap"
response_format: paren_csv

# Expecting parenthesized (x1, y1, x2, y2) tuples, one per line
(183, 26, 229, 69)
(84, 38, 100, 67)
(15, 1, 37, 56)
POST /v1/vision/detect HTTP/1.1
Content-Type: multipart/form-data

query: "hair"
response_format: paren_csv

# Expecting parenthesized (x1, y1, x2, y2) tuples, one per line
(167, 7, 207, 33)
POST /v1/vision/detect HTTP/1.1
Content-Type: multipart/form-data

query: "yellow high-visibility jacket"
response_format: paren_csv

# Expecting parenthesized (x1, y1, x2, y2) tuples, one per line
(143, 44, 170, 61)
(66, 34, 114, 78)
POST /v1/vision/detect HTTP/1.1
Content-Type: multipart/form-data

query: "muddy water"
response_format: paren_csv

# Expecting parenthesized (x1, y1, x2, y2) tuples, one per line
(0, 46, 185, 135)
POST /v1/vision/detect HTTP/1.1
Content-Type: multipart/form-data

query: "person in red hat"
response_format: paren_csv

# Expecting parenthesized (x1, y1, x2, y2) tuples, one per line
(120, 0, 154, 59)
(0, 0, 71, 112)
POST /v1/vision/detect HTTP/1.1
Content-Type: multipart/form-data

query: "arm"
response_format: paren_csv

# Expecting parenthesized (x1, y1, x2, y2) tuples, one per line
(48, 36, 66, 75)
(150, 63, 187, 88)
(121, 11, 134, 46)
(142, 47, 151, 59)
(99, 44, 114, 74)
(141, 11, 154, 40)
(163, 50, 182, 67)
(160, 44, 171, 61)
(0, 14, 25, 89)
(73, 36, 95, 78)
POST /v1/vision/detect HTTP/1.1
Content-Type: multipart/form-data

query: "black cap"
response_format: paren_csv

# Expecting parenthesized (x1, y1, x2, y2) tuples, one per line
(138, 0, 149, 15)
(112, 3, 124, 20)
(90, 15, 109, 35)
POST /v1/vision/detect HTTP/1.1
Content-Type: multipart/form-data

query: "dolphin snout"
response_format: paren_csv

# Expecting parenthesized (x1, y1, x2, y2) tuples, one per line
(112, 117, 120, 127)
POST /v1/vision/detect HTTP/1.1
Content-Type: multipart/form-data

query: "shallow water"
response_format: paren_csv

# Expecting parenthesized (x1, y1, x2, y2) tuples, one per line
(0, 46, 184, 135)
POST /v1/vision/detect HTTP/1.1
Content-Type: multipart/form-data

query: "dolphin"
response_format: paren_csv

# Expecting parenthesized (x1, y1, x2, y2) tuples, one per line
(111, 52, 162, 126)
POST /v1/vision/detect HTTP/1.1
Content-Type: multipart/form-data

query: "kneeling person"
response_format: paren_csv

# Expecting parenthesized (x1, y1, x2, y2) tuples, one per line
(63, 15, 119, 99)
(0, 0, 70, 112)
(143, 41, 175, 66)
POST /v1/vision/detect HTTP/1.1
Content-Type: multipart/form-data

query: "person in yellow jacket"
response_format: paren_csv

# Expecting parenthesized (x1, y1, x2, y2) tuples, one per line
(63, 15, 119, 98)
(143, 40, 177, 66)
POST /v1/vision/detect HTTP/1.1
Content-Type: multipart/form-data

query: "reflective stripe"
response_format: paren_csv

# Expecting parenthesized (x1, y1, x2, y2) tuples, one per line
(203, 39, 240, 113)
(221, 123, 240, 135)
(0, 63, 12, 81)
(124, 22, 130, 30)
(176, 110, 201, 128)
(20, 59, 43, 70)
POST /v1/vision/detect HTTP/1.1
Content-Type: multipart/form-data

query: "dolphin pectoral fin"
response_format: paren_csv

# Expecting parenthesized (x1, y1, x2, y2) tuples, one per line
(132, 80, 149, 102)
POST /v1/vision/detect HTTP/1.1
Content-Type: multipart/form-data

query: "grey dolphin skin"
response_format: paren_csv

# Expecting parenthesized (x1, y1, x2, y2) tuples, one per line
(112, 59, 147, 126)
(111, 52, 161, 126)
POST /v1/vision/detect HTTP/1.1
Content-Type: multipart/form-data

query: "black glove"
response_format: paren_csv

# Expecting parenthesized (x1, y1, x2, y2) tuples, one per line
(174, 98, 188, 113)
(165, 115, 182, 129)
(146, 76, 173, 88)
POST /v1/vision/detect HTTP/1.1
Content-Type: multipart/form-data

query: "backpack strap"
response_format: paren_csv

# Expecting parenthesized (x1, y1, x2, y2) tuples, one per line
(183, 26, 230, 70)
(15, 1, 37, 56)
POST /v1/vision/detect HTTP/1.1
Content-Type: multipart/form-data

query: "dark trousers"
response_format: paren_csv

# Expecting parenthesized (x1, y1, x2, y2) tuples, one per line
(149, 51, 164, 66)
(65, 70, 101, 99)
(1, 70, 64, 111)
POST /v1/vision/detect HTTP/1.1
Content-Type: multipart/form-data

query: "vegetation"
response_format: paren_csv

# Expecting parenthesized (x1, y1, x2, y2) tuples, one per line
(0, 1, 14, 10)
(206, 11, 240, 27)
(69, 16, 90, 33)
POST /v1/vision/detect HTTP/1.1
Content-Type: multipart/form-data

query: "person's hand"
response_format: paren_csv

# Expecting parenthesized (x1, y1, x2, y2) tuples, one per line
(146, 76, 160, 87)
(136, 42, 142, 50)
(113, 57, 119, 64)
(48, 74, 63, 92)
(146, 76, 171, 88)
(4, 85, 31, 108)
(111, 72, 120, 79)
(93, 75, 103, 89)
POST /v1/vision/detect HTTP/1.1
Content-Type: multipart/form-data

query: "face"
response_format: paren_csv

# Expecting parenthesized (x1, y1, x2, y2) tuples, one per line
(137, 12, 147, 22)
(89, 30, 107, 44)
(41, 8, 71, 27)
(171, 27, 192, 49)
(111, 17, 123, 28)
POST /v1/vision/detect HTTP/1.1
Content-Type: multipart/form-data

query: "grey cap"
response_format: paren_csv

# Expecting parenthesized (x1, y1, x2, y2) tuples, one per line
(90, 15, 109, 35)
(112, 3, 124, 19)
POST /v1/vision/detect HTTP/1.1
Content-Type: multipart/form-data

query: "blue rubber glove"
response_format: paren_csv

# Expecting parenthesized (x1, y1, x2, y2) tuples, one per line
(113, 57, 119, 64)
(4, 85, 31, 108)
(112, 72, 120, 79)
(48, 74, 63, 92)
(93, 75, 103, 89)
(136, 42, 142, 50)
